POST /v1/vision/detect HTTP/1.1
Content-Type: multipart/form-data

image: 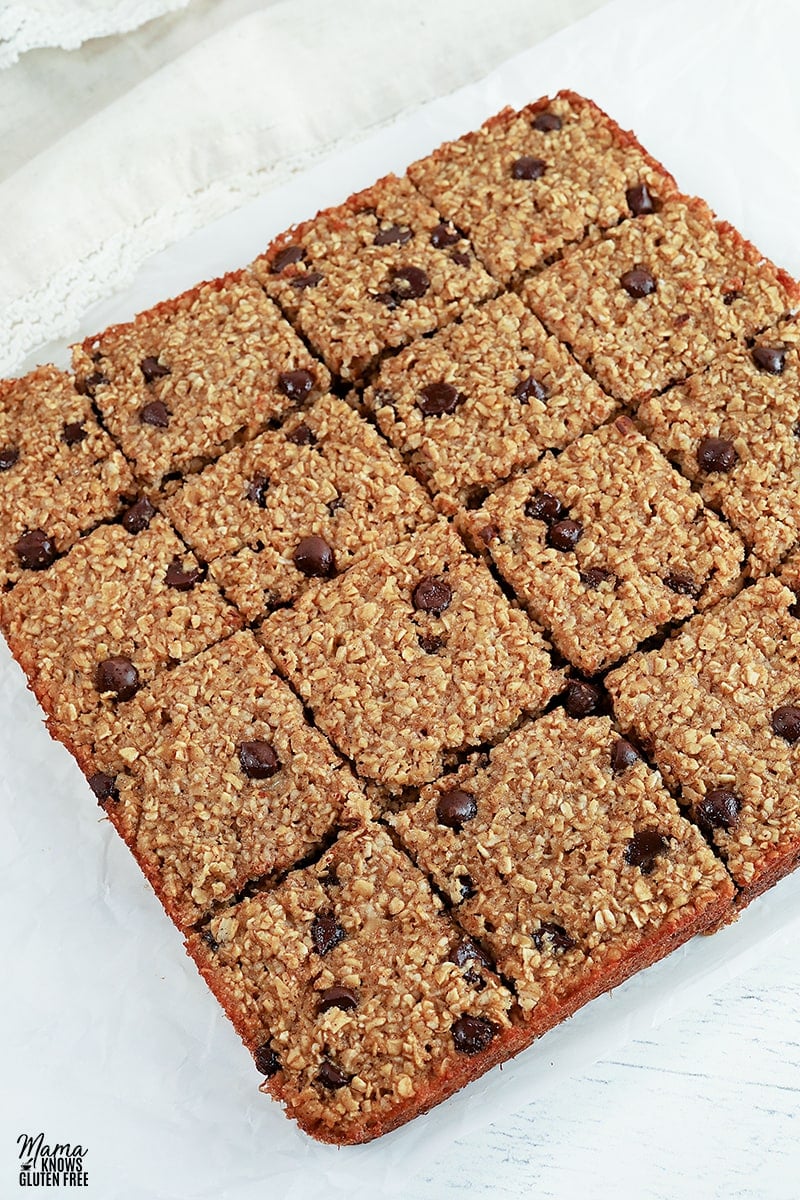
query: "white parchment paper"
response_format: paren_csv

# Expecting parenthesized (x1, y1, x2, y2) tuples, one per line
(4, 0, 800, 1197)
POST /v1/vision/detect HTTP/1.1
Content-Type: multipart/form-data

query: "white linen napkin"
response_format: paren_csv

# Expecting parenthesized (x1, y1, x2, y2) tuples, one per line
(0, 0, 190, 67)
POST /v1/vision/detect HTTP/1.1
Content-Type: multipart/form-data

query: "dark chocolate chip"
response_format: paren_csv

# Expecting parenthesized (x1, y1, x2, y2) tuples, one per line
(524, 490, 564, 524)
(140, 357, 171, 383)
(479, 524, 499, 545)
(412, 575, 452, 614)
(278, 369, 315, 401)
(771, 705, 800, 743)
(373, 290, 398, 309)
(272, 244, 306, 273)
(564, 680, 602, 718)
(533, 922, 576, 953)
(512, 155, 546, 180)
(317, 1060, 351, 1090)
(451, 937, 494, 971)
(418, 633, 444, 654)
(695, 788, 741, 835)
(532, 111, 562, 132)
(389, 265, 430, 300)
(293, 535, 336, 577)
(254, 1043, 281, 1077)
(289, 271, 323, 290)
(611, 738, 640, 773)
(122, 496, 156, 533)
(14, 529, 57, 571)
(723, 290, 741, 306)
(752, 345, 786, 375)
(62, 421, 87, 445)
(96, 656, 140, 701)
(665, 571, 701, 599)
(88, 772, 119, 804)
(164, 556, 203, 591)
(310, 913, 346, 956)
(581, 566, 614, 589)
(318, 986, 359, 1013)
(626, 183, 655, 216)
(140, 400, 170, 428)
(0, 445, 19, 470)
(238, 740, 280, 780)
(246, 472, 269, 506)
(457, 873, 476, 901)
(287, 422, 316, 445)
(374, 224, 413, 246)
(452, 1015, 497, 1055)
(78, 371, 109, 398)
(514, 376, 547, 404)
(451, 250, 471, 267)
(548, 518, 583, 551)
(620, 267, 657, 298)
(418, 381, 462, 416)
(697, 436, 737, 473)
(201, 928, 220, 953)
(430, 223, 461, 249)
(436, 788, 477, 830)
(624, 828, 669, 874)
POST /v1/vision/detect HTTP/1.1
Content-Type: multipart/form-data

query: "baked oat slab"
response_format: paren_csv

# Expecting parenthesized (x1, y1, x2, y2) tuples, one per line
(362, 292, 616, 514)
(186, 826, 514, 1144)
(608, 577, 800, 906)
(461, 416, 744, 673)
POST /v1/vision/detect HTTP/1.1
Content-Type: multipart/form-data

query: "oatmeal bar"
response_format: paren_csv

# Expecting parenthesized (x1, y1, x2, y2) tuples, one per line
(251, 174, 498, 384)
(392, 710, 734, 1016)
(0, 365, 134, 588)
(461, 416, 744, 673)
(638, 322, 800, 575)
(607, 577, 800, 906)
(523, 196, 799, 403)
(362, 293, 616, 514)
(186, 826, 513, 1144)
(0, 516, 240, 753)
(261, 522, 563, 789)
(72, 272, 330, 489)
(408, 90, 678, 284)
(82, 631, 368, 928)
(163, 395, 435, 620)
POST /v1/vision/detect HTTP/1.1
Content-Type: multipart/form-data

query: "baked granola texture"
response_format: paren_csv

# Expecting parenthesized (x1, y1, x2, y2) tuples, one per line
(3, 90, 800, 1147)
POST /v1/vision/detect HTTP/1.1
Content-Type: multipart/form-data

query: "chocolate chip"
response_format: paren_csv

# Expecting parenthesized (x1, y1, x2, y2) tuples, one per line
(374, 224, 413, 246)
(77, 371, 109, 398)
(626, 183, 655, 216)
(311, 914, 346, 956)
(418, 633, 443, 654)
(564, 680, 602, 718)
(96, 656, 139, 701)
(278, 369, 315, 401)
(140, 400, 170, 428)
(514, 377, 547, 404)
(140, 357, 170, 383)
(581, 567, 614, 589)
(548, 518, 583, 551)
(165, 556, 203, 591)
(287, 422, 316, 445)
(289, 271, 323, 290)
(479, 524, 499, 545)
(201, 928, 220, 953)
(62, 421, 87, 445)
(0, 445, 19, 471)
(122, 496, 156, 533)
(293, 535, 336, 577)
(533, 922, 576, 953)
(436, 788, 477, 830)
(418, 381, 462, 416)
(14, 529, 56, 571)
(457, 873, 476, 901)
(272, 244, 306, 273)
(532, 111, 562, 132)
(451, 937, 494, 971)
(723, 290, 741, 306)
(412, 575, 452, 614)
(771, 705, 800, 743)
(524, 490, 564, 524)
(238, 740, 280, 779)
(430, 223, 460, 249)
(452, 1015, 497, 1055)
(245, 473, 269, 507)
(451, 250, 471, 267)
(512, 156, 546, 180)
(752, 345, 786, 374)
(373, 290, 398, 309)
(620, 267, 657, 298)
(388, 265, 430, 300)
(88, 772, 119, 804)
(611, 738, 639, 773)
(254, 1043, 281, 1077)
(696, 788, 741, 835)
(317, 1060, 351, 1090)
(665, 571, 701, 599)
(624, 828, 669, 874)
(318, 986, 359, 1013)
(697, 436, 737, 473)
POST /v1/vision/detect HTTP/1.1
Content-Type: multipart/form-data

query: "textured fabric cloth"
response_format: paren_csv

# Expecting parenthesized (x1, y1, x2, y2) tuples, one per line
(0, 0, 189, 67)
